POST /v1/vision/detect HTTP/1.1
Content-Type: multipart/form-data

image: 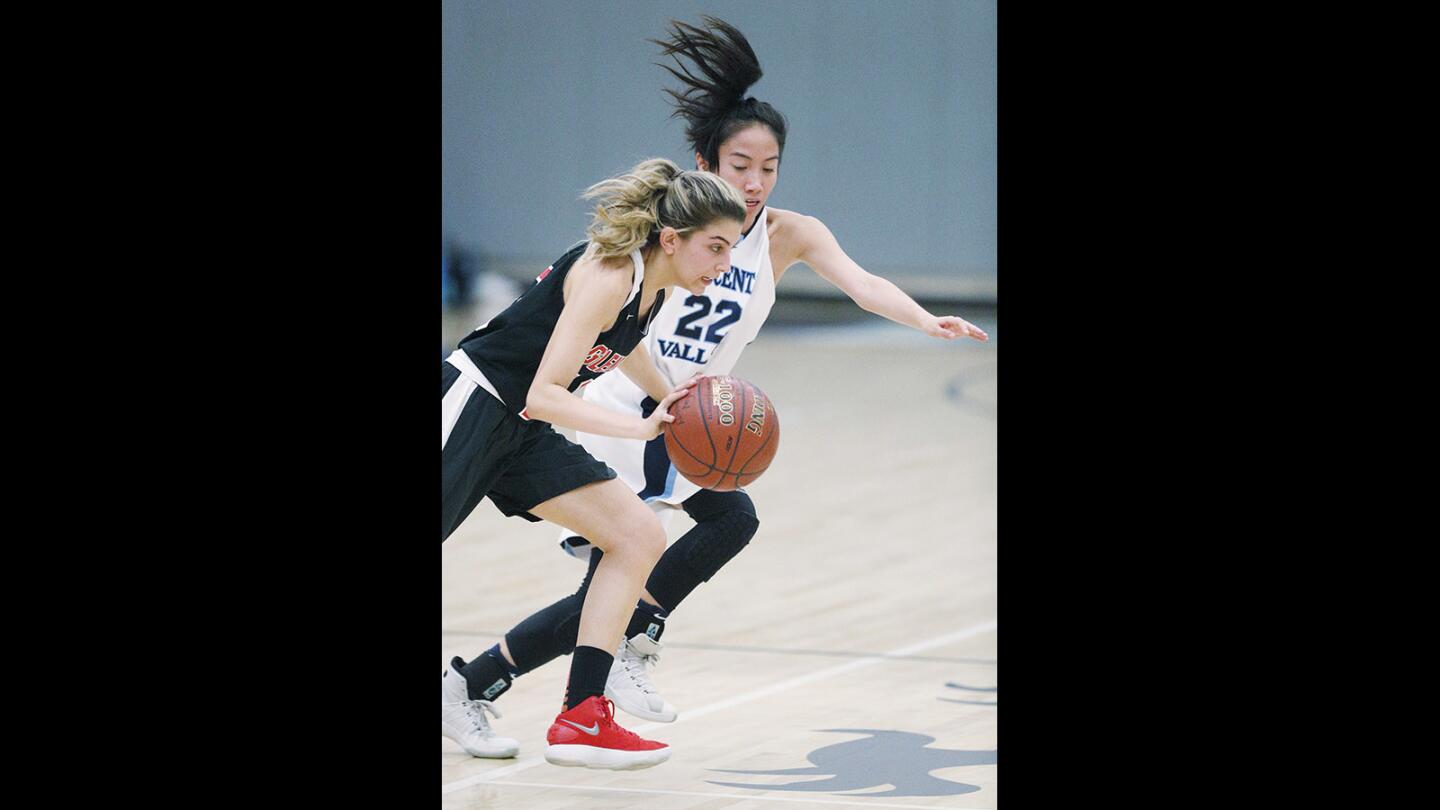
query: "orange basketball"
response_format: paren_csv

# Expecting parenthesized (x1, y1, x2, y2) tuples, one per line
(663, 375, 780, 491)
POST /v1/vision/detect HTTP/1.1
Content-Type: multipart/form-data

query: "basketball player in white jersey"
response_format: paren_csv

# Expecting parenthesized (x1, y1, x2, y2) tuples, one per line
(444, 17, 988, 751)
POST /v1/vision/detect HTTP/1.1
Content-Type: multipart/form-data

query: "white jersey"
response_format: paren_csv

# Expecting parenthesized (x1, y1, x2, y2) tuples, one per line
(638, 208, 776, 389)
(561, 208, 776, 548)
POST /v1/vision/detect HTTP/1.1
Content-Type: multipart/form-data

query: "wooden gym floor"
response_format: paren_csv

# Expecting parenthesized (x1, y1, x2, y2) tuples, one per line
(442, 306, 997, 808)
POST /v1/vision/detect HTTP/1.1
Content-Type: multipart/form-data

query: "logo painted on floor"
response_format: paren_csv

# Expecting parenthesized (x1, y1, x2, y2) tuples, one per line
(707, 729, 997, 797)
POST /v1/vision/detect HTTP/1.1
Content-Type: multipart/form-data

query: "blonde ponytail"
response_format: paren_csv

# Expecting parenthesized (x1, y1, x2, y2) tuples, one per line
(584, 157, 746, 258)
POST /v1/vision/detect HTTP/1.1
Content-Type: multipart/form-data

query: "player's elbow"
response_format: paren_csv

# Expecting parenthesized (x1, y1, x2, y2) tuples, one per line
(523, 383, 559, 422)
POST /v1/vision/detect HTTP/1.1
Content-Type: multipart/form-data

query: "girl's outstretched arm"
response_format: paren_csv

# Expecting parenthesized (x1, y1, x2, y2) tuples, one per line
(791, 214, 988, 342)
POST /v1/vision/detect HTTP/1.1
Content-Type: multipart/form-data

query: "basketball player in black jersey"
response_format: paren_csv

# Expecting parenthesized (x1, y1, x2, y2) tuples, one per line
(447, 15, 990, 742)
(441, 158, 744, 770)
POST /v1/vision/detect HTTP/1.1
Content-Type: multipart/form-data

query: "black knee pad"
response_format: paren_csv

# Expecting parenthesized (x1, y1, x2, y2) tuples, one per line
(682, 488, 758, 524)
(503, 592, 583, 675)
(645, 491, 760, 611)
(674, 504, 758, 582)
(679, 489, 759, 579)
(503, 551, 603, 674)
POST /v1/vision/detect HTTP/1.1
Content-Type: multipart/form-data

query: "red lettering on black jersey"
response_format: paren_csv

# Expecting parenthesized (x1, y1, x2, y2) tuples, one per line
(583, 346, 611, 369)
(536, 265, 554, 283)
(581, 344, 627, 373)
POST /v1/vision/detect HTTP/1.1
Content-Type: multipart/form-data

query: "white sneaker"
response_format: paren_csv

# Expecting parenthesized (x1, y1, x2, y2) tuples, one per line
(442, 658, 520, 758)
(605, 635, 678, 722)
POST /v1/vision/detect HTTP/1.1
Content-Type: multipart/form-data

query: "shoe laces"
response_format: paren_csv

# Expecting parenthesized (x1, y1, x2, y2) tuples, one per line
(621, 642, 661, 691)
(597, 698, 645, 744)
(462, 698, 502, 736)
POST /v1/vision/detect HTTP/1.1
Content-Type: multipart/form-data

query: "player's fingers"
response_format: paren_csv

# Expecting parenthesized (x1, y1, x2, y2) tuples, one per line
(943, 317, 988, 341)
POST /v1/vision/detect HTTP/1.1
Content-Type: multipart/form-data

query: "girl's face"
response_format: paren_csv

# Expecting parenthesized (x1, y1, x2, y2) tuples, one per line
(698, 123, 781, 232)
(668, 220, 743, 295)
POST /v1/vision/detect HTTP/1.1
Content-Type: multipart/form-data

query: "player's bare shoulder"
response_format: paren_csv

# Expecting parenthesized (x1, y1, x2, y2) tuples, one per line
(765, 207, 824, 282)
(560, 249, 637, 335)
(563, 249, 634, 308)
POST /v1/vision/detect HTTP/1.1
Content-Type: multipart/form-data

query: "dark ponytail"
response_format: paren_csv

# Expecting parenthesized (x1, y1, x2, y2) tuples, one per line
(651, 16, 789, 169)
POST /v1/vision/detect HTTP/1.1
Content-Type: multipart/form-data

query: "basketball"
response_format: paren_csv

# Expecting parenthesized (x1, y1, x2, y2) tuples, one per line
(664, 375, 780, 491)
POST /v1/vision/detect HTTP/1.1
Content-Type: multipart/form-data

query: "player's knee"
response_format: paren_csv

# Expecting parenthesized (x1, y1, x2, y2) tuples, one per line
(688, 488, 756, 523)
(732, 507, 759, 542)
(663, 501, 759, 586)
(711, 493, 760, 543)
(603, 512, 666, 564)
(634, 519, 667, 562)
(729, 492, 759, 526)
(715, 506, 759, 560)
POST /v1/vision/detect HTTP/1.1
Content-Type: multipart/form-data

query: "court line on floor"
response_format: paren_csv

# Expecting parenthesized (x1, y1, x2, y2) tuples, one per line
(442, 619, 997, 796)
(478, 780, 992, 809)
(442, 630, 997, 665)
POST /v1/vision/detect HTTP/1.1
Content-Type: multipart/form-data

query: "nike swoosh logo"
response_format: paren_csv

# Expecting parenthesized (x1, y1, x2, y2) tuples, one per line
(560, 719, 600, 736)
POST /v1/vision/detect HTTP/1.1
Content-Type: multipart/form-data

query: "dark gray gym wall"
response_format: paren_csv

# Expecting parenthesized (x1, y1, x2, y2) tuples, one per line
(443, 0, 995, 300)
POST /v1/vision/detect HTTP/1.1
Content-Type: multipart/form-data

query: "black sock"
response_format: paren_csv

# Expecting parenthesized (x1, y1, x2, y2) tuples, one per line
(458, 650, 513, 702)
(564, 645, 614, 710)
(624, 599, 669, 641)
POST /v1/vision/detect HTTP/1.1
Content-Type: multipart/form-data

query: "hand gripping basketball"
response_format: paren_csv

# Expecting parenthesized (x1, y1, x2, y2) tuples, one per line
(662, 375, 780, 491)
(639, 378, 698, 441)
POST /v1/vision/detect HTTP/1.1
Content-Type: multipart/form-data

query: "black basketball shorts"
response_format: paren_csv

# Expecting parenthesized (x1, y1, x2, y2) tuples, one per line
(442, 361, 617, 541)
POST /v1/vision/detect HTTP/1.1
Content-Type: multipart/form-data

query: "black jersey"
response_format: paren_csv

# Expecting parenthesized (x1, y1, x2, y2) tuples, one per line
(458, 242, 664, 420)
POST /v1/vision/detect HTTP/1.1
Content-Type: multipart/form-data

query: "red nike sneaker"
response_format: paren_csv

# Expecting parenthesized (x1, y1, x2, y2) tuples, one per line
(544, 695, 671, 770)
